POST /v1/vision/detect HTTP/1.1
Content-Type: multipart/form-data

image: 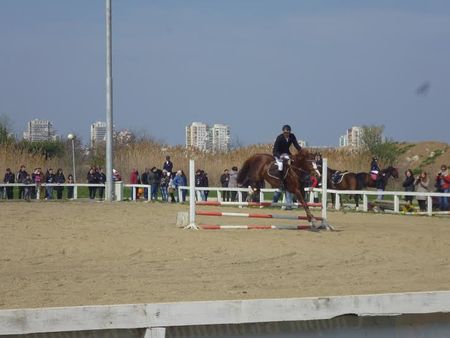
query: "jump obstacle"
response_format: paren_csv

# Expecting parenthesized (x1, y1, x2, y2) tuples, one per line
(181, 159, 334, 231)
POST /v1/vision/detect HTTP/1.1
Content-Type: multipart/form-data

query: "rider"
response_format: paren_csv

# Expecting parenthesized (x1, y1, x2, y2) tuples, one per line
(272, 124, 302, 190)
(370, 156, 381, 181)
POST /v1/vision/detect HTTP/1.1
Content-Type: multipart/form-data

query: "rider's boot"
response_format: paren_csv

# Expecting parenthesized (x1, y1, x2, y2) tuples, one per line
(278, 170, 285, 191)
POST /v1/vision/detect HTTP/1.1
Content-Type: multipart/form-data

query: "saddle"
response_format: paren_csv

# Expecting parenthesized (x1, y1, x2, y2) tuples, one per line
(267, 159, 290, 180)
(331, 171, 348, 185)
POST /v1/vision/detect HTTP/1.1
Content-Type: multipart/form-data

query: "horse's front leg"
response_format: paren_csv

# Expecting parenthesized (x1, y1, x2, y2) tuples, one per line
(293, 188, 315, 225)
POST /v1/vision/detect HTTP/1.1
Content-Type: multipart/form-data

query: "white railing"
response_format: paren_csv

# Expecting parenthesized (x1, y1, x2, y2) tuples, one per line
(1, 182, 448, 217)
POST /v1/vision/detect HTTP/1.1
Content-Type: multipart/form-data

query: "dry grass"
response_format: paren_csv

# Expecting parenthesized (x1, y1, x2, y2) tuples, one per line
(1, 141, 448, 187)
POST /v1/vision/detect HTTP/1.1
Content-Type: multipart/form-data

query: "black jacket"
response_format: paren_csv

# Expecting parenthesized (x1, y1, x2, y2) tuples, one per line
(272, 133, 301, 157)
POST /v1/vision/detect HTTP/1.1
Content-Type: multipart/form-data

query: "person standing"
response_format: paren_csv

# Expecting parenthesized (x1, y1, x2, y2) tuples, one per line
(16, 165, 28, 199)
(220, 169, 230, 202)
(436, 165, 450, 211)
(67, 174, 74, 199)
(402, 169, 415, 205)
(415, 171, 429, 212)
(272, 125, 302, 190)
(130, 168, 139, 200)
(87, 167, 98, 200)
(97, 167, 106, 200)
(160, 170, 170, 202)
(55, 168, 66, 200)
(3, 168, 15, 199)
(228, 166, 239, 201)
(44, 168, 56, 200)
(163, 156, 173, 174)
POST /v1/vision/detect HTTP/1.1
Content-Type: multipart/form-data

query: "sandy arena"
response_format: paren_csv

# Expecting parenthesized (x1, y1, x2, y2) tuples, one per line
(1, 201, 449, 310)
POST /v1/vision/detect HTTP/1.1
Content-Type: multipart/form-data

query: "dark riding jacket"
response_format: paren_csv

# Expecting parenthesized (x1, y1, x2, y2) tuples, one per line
(272, 133, 301, 157)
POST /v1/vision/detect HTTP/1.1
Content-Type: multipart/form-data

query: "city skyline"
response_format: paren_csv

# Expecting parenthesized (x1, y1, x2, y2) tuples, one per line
(1, 1, 449, 146)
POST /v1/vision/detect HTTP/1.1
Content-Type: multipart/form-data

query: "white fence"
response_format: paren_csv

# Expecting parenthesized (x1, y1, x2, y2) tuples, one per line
(1, 182, 449, 217)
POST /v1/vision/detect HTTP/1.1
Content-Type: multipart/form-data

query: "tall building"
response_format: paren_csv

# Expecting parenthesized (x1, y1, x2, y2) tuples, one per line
(23, 119, 57, 141)
(90, 121, 107, 147)
(210, 124, 230, 152)
(185, 122, 209, 151)
(338, 126, 363, 148)
(185, 122, 231, 152)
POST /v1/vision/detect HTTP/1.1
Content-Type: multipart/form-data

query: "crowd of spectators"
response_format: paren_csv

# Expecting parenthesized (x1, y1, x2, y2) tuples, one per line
(1, 159, 449, 211)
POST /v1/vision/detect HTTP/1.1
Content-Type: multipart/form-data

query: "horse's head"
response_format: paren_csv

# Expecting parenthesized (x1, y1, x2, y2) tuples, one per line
(291, 149, 321, 178)
(385, 166, 399, 179)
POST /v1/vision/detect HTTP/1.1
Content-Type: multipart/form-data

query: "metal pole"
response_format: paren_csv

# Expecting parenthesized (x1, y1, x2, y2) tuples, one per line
(105, 0, 114, 201)
(321, 158, 328, 222)
(71, 139, 76, 183)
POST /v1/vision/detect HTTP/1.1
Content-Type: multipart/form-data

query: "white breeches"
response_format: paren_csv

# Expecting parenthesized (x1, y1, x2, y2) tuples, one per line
(275, 154, 290, 171)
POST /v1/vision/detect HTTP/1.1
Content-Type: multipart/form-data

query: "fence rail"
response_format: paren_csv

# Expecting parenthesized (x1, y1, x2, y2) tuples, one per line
(1, 182, 448, 216)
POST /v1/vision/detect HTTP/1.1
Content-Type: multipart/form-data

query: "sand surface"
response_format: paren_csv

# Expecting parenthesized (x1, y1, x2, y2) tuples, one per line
(0, 201, 449, 310)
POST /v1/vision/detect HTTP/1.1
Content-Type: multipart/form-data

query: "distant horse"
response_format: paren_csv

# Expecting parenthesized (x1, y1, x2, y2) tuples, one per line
(237, 149, 320, 224)
(326, 167, 363, 208)
(314, 155, 362, 208)
(356, 166, 399, 190)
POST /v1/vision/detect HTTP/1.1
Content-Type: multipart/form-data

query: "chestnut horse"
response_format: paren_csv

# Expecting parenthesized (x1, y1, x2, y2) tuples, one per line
(236, 149, 320, 224)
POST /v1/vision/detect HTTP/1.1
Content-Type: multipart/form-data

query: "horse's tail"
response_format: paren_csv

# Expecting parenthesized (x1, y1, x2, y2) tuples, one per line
(237, 158, 252, 187)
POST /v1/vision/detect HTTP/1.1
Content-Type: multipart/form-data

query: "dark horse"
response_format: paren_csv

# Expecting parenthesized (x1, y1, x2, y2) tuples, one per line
(356, 166, 399, 189)
(236, 149, 320, 224)
(325, 167, 363, 208)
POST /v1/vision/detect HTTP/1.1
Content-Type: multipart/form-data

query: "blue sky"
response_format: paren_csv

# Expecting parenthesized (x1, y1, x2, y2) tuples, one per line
(1, 1, 449, 146)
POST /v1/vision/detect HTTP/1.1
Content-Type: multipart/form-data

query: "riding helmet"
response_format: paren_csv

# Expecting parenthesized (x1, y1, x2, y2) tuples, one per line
(282, 125, 291, 132)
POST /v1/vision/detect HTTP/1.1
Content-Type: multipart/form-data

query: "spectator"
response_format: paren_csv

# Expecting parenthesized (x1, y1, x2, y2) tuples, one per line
(402, 169, 415, 205)
(436, 165, 450, 211)
(141, 168, 149, 199)
(148, 167, 161, 201)
(32, 168, 43, 199)
(173, 170, 186, 203)
(67, 174, 74, 199)
(195, 170, 206, 201)
(16, 165, 28, 199)
(160, 169, 170, 202)
(23, 174, 33, 201)
(180, 170, 187, 202)
(163, 155, 173, 174)
(3, 168, 15, 199)
(97, 167, 106, 200)
(130, 168, 139, 200)
(168, 173, 177, 203)
(87, 167, 98, 200)
(228, 166, 239, 201)
(415, 171, 429, 212)
(203, 171, 209, 201)
(220, 169, 230, 202)
(55, 168, 66, 200)
(44, 168, 56, 200)
(112, 169, 122, 182)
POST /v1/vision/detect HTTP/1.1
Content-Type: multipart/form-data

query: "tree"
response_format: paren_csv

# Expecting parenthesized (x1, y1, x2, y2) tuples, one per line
(0, 114, 14, 144)
(361, 125, 401, 166)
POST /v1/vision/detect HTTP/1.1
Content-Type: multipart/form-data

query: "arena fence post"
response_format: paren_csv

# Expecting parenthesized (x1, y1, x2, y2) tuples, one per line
(321, 158, 328, 222)
(184, 159, 198, 229)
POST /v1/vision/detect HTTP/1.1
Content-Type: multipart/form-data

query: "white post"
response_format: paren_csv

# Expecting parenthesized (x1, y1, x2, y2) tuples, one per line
(394, 195, 400, 213)
(217, 190, 222, 202)
(185, 159, 197, 229)
(321, 158, 328, 222)
(132, 186, 136, 201)
(363, 194, 368, 212)
(335, 193, 341, 210)
(259, 190, 264, 203)
(427, 195, 433, 216)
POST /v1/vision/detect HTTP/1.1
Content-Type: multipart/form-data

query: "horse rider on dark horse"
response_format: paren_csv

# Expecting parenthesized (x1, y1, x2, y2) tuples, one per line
(272, 124, 302, 190)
